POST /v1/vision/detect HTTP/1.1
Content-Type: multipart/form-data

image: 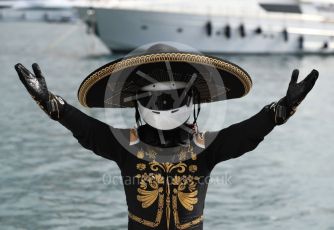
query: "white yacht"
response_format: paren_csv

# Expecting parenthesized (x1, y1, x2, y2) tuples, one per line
(77, 0, 334, 54)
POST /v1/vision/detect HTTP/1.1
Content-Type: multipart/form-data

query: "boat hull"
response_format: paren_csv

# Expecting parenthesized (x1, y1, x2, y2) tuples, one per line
(88, 7, 334, 54)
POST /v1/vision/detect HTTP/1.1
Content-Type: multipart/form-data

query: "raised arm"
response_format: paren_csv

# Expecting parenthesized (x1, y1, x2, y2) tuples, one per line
(205, 69, 319, 170)
(14, 63, 125, 165)
(58, 103, 125, 164)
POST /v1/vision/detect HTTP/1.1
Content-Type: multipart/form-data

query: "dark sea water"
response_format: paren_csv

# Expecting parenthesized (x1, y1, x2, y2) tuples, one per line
(0, 22, 334, 230)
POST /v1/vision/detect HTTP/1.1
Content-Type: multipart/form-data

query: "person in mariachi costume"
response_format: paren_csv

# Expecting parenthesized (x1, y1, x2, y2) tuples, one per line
(15, 44, 318, 230)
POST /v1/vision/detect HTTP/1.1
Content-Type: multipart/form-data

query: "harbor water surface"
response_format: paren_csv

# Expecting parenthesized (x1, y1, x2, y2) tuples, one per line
(0, 22, 334, 230)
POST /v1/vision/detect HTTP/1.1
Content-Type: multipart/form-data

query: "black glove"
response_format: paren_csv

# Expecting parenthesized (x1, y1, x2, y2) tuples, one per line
(14, 63, 66, 120)
(267, 69, 319, 125)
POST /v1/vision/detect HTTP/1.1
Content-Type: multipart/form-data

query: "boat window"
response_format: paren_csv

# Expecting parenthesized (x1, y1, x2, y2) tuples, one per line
(260, 4, 301, 14)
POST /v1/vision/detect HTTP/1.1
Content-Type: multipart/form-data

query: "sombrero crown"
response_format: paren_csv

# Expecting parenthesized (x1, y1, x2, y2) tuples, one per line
(78, 43, 252, 108)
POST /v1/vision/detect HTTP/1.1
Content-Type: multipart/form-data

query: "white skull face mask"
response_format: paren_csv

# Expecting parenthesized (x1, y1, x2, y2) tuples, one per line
(136, 82, 193, 130)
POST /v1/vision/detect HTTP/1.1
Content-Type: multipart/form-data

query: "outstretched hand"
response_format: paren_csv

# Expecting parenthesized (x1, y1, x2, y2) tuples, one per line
(267, 69, 319, 125)
(15, 63, 49, 102)
(286, 69, 319, 108)
(14, 63, 66, 120)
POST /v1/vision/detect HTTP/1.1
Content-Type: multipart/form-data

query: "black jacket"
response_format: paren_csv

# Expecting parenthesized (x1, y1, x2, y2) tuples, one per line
(59, 103, 276, 230)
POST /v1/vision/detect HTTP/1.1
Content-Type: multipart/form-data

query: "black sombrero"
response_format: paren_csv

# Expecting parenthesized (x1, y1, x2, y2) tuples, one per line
(78, 44, 252, 108)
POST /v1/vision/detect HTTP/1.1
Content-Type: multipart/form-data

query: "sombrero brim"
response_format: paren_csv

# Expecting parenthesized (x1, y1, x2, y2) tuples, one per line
(78, 52, 252, 108)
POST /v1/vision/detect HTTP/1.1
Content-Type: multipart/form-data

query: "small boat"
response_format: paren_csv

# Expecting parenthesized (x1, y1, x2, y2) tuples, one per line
(0, 0, 77, 22)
